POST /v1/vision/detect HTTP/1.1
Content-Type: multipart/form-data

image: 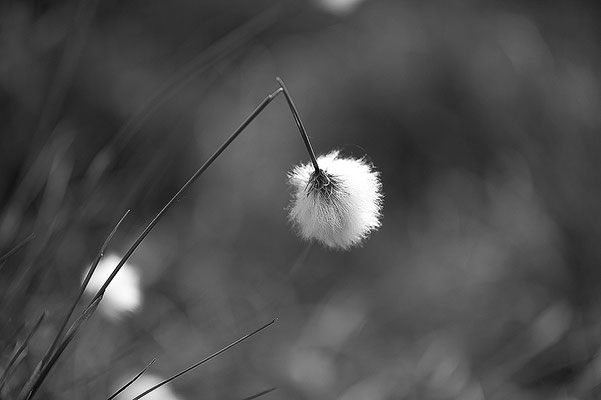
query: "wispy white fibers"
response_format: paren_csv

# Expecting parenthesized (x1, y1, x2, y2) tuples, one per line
(83, 253, 142, 320)
(113, 374, 183, 400)
(288, 151, 383, 250)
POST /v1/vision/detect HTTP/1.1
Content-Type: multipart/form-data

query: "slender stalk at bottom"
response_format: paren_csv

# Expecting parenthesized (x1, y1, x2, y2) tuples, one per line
(22, 88, 284, 400)
(23, 78, 316, 399)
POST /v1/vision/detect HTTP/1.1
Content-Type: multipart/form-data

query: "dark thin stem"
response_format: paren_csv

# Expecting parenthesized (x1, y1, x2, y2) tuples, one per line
(19, 212, 127, 400)
(54, 342, 146, 393)
(87, 88, 283, 309)
(106, 358, 156, 400)
(240, 387, 277, 400)
(131, 319, 277, 400)
(0, 312, 45, 390)
(0, 233, 35, 264)
(45, 211, 129, 363)
(21, 298, 102, 400)
(275, 77, 320, 172)
(21, 88, 283, 400)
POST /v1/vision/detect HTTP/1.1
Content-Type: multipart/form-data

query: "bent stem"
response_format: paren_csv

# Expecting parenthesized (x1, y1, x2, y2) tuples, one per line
(22, 88, 284, 400)
(0, 233, 35, 265)
(276, 77, 320, 173)
(21, 297, 102, 400)
(87, 87, 284, 309)
(0, 312, 45, 391)
(106, 358, 156, 400)
(48, 210, 129, 361)
(240, 387, 277, 400)
(22, 79, 312, 399)
(18, 212, 128, 400)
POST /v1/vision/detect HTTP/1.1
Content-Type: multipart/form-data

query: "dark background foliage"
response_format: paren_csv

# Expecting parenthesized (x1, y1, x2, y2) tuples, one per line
(1, 0, 601, 399)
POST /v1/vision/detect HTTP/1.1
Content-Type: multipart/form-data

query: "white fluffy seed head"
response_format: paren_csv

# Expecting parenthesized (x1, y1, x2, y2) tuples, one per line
(288, 151, 383, 250)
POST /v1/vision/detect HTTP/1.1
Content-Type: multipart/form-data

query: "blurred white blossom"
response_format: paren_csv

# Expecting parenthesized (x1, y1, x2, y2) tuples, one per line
(288, 150, 383, 250)
(83, 253, 142, 320)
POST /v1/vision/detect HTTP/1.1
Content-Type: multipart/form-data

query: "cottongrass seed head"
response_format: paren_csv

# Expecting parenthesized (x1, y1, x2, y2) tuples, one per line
(288, 150, 383, 250)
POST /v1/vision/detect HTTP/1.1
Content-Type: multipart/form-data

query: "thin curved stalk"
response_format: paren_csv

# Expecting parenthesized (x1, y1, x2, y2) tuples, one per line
(131, 320, 276, 400)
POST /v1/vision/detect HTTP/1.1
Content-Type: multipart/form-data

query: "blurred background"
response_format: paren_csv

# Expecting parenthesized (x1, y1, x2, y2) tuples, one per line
(1, 0, 601, 399)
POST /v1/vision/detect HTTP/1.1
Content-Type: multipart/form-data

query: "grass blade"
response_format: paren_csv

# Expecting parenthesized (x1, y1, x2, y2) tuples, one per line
(0, 233, 35, 265)
(107, 358, 156, 400)
(19, 297, 102, 400)
(21, 87, 283, 400)
(0, 312, 45, 390)
(130, 319, 277, 400)
(87, 87, 283, 310)
(240, 387, 277, 400)
(16, 212, 128, 400)
(54, 342, 148, 394)
(45, 211, 129, 362)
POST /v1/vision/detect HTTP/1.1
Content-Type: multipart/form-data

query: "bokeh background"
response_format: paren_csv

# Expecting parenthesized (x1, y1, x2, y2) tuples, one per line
(1, 0, 601, 399)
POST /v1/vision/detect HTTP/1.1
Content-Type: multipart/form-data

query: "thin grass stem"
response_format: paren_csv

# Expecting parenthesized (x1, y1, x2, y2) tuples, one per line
(20, 88, 283, 400)
(130, 319, 277, 400)
(45, 211, 129, 362)
(54, 342, 147, 393)
(87, 88, 283, 309)
(20, 80, 301, 400)
(17, 211, 128, 400)
(106, 359, 156, 400)
(0, 233, 35, 265)
(0, 312, 45, 391)
(20, 297, 102, 400)
(240, 387, 277, 400)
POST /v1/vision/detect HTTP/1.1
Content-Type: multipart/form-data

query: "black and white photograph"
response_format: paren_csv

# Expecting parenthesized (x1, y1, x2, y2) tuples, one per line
(1, 1, 600, 399)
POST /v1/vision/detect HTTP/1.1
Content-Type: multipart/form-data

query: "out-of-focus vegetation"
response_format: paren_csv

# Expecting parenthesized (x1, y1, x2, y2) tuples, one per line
(1, 0, 601, 399)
